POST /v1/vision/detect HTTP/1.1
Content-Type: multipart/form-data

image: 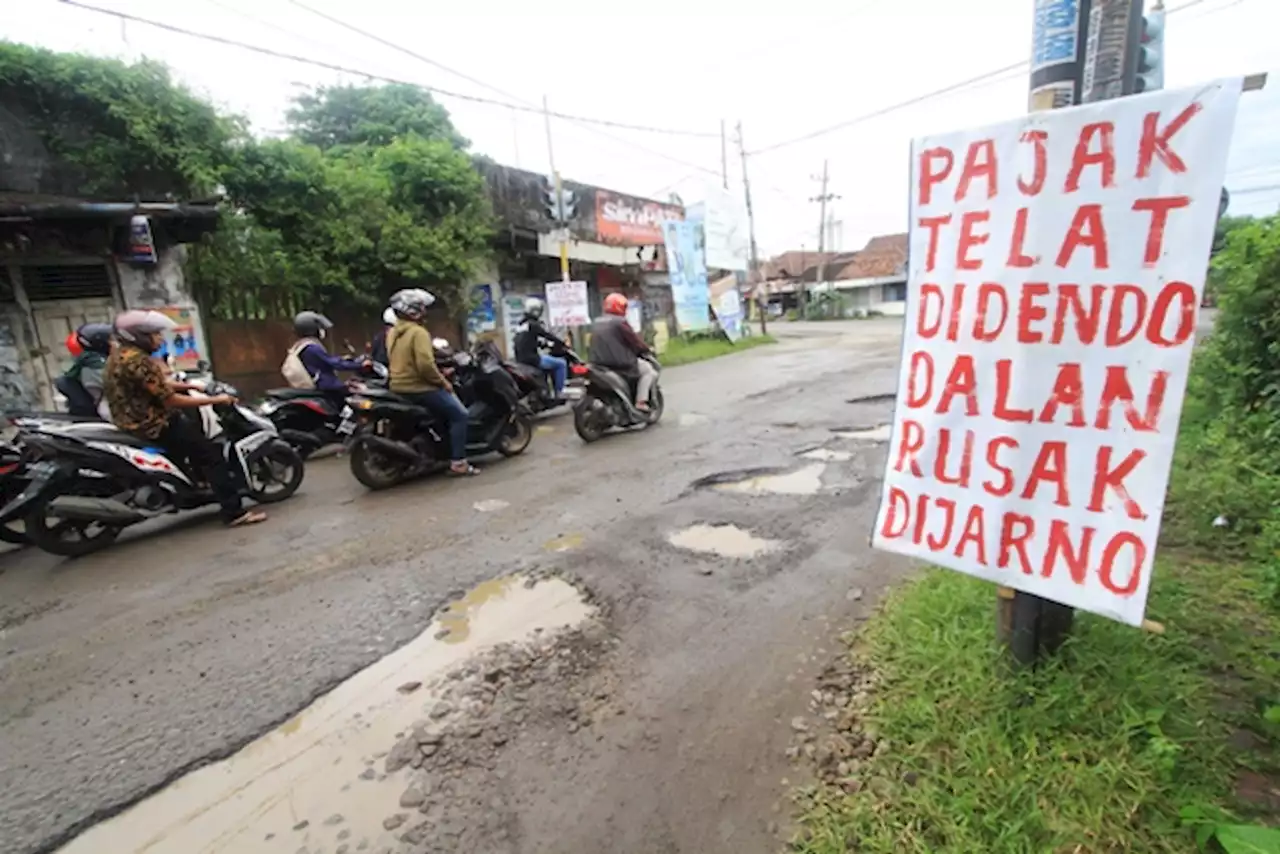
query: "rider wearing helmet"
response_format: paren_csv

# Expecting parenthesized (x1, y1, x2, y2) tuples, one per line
(589, 293, 656, 411)
(103, 309, 266, 527)
(370, 307, 397, 368)
(57, 322, 114, 418)
(385, 288, 477, 476)
(289, 311, 368, 403)
(513, 296, 569, 402)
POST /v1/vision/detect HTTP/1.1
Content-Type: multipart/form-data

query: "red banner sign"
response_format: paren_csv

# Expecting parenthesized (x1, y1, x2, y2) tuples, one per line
(595, 190, 683, 246)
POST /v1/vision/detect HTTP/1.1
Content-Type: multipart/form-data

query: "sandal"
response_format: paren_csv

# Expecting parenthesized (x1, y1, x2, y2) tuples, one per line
(448, 463, 481, 477)
(227, 510, 268, 527)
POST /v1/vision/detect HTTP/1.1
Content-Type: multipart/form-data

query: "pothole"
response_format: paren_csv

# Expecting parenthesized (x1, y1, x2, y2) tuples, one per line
(832, 424, 891, 442)
(472, 499, 509, 513)
(667, 523, 780, 558)
(694, 463, 826, 496)
(799, 448, 852, 462)
(846, 392, 896, 405)
(57, 575, 595, 854)
(543, 532, 584, 552)
(678, 412, 710, 426)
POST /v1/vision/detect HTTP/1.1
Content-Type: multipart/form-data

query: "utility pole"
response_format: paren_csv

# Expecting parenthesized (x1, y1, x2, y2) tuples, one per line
(543, 95, 570, 282)
(735, 121, 767, 335)
(720, 119, 729, 190)
(808, 160, 839, 317)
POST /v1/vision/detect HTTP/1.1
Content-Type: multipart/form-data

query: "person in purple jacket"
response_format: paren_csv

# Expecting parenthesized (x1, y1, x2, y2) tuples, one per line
(292, 311, 369, 404)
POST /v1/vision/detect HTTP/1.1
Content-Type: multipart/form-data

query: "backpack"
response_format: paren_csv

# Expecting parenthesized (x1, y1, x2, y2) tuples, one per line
(281, 339, 319, 389)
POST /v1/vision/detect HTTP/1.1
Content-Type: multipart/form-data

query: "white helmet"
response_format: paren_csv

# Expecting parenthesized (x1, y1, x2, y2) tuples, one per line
(114, 309, 176, 346)
(382, 307, 396, 325)
(389, 288, 436, 321)
(524, 297, 545, 319)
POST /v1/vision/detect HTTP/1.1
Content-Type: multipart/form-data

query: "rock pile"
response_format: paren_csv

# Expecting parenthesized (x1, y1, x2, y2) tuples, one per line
(785, 654, 886, 795)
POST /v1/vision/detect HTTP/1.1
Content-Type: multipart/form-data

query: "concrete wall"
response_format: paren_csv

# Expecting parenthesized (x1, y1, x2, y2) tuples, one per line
(114, 244, 193, 308)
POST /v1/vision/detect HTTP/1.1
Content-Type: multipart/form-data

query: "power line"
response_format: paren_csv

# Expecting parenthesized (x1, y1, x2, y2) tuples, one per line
(748, 0, 1219, 156)
(58, 0, 720, 140)
(279, 0, 726, 177)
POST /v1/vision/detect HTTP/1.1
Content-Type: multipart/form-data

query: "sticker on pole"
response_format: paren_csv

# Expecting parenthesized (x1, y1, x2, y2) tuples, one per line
(872, 79, 1244, 627)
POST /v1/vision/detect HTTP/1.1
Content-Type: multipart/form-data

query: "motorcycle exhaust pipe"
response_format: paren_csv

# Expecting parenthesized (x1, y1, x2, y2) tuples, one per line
(357, 435, 420, 462)
(280, 428, 322, 455)
(46, 496, 146, 525)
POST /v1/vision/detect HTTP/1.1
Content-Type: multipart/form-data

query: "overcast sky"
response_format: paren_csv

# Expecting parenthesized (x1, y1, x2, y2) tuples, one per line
(9, 0, 1280, 256)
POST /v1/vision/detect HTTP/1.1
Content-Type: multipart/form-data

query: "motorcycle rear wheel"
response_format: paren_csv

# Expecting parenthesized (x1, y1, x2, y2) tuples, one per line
(646, 387, 665, 425)
(573, 400, 606, 443)
(349, 441, 410, 490)
(498, 414, 533, 457)
(24, 486, 123, 558)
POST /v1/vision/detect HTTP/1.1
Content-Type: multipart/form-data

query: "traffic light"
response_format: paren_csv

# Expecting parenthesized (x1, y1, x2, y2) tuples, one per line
(1134, 7, 1165, 93)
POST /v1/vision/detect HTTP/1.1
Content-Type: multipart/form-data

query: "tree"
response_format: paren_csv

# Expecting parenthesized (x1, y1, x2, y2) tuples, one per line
(0, 42, 239, 199)
(286, 83, 468, 151)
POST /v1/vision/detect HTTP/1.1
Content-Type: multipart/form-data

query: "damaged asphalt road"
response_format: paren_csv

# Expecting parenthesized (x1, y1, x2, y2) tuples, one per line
(0, 319, 912, 854)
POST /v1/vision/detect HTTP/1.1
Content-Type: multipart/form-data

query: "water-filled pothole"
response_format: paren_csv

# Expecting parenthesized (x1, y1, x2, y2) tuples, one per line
(798, 447, 852, 462)
(57, 575, 594, 854)
(691, 464, 826, 496)
(667, 523, 780, 558)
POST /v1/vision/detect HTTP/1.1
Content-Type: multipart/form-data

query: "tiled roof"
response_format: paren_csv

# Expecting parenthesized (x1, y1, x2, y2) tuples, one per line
(833, 233, 907, 280)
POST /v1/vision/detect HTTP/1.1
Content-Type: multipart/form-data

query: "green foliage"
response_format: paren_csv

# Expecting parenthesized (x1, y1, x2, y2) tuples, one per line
(791, 552, 1280, 854)
(286, 83, 467, 151)
(0, 41, 239, 199)
(1165, 215, 1280, 607)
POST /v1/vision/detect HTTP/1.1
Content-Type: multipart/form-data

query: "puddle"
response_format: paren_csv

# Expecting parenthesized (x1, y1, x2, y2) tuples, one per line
(713, 463, 826, 496)
(535, 425, 556, 434)
(472, 498, 509, 513)
(543, 532, 584, 552)
(678, 412, 710, 426)
(667, 524, 779, 558)
(833, 424, 891, 442)
(57, 575, 593, 854)
(799, 448, 852, 462)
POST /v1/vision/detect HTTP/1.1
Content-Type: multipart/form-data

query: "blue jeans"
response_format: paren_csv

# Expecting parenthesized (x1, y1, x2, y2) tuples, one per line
(539, 354, 567, 395)
(407, 389, 469, 462)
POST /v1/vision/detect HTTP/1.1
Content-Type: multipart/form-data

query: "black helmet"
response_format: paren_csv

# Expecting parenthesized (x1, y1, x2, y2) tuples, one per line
(294, 311, 333, 338)
(75, 322, 113, 355)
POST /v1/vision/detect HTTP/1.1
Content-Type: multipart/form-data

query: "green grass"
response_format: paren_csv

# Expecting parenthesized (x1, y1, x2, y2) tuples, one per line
(792, 554, 1280, 854)
(660, 333, 776, 367)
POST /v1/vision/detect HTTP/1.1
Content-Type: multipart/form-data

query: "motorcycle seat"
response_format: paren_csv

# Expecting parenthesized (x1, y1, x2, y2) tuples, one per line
(265, 388, 327, 400)
(39, 422, 160, 449)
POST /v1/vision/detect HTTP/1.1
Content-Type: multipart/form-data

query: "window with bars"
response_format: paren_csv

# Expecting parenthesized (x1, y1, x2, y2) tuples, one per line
(20, 264, 115, 301)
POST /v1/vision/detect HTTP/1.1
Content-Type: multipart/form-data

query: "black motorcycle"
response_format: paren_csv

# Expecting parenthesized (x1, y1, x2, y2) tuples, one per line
(259, 360, 389, 459)
(342, 345, 533, 490)
(0, 380, 304, 557)
(573, 354, 664, 443)
(498, 341, 584, 415)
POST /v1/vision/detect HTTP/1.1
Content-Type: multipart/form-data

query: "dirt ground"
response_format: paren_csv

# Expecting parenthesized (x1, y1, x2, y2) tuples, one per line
(0, 319, 914, 854)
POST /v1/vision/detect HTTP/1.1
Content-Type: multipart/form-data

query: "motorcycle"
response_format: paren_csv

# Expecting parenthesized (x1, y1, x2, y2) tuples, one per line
(0, 379, 304, 557)
(497, 341, 585, 415)
(573, 353, 664, 443)
(259, 358, 389, 459)
(342, 343, 533, 490)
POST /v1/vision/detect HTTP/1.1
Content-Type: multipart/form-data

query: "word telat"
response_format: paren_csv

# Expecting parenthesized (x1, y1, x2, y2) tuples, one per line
(916, 103, 1203, 205)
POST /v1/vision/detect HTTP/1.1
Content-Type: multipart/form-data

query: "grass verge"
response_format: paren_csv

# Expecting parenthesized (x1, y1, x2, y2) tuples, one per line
(660, 334, 776, 367)
(792, 555, 1280, 853)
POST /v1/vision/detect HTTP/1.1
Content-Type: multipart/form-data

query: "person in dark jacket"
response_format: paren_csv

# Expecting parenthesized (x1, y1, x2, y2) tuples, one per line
(588, 293, 656, 410)
(370, 307, 395, 368)
(513, 297, 569, 400)
(291, 311, 368, 404)
(57, 322, 113, 418)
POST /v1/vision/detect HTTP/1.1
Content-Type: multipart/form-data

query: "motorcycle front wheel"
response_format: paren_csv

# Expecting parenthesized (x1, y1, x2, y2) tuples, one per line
(645, 386, 665, 425)
(349, 441, 411, 490)
(246, 443, 305, 504)
(498, 413, 533, 457)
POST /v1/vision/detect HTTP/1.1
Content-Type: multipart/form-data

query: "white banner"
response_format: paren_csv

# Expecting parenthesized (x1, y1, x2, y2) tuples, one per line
(699, 185, 750, 272)
(872, 79, 1243, 627)
(545, 280, 590, 327)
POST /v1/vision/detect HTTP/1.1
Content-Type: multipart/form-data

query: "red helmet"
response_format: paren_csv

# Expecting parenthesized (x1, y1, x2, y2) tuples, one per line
(65, 331, 83, 357)
(603, 293, 628, 316)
